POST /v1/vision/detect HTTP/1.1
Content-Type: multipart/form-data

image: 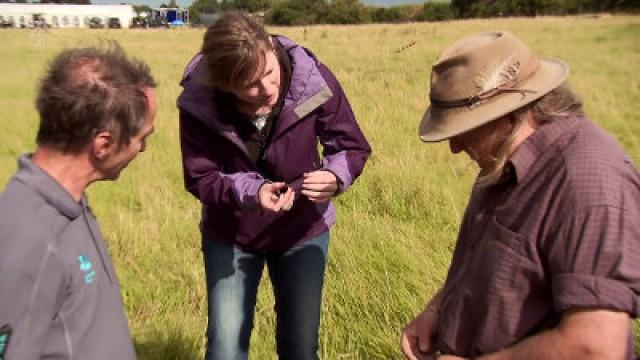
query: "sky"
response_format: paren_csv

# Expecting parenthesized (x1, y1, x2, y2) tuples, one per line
(89, 0, 431, 10)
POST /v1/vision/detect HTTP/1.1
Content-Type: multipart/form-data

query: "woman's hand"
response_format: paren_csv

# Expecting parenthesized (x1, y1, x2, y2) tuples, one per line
(258, 182, 295, 212)
(302, 170, 338, 202)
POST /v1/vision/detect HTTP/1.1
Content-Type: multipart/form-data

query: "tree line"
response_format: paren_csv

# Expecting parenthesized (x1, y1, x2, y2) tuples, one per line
(188, 0, 639, 26)
(0, 0, 636, 24)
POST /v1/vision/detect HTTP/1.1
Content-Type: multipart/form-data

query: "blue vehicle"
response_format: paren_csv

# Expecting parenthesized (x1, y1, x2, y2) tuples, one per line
(150, 7, 189, 27)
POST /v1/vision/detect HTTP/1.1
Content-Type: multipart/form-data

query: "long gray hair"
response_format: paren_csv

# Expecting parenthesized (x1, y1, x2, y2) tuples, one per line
(477, 82, 584, 187)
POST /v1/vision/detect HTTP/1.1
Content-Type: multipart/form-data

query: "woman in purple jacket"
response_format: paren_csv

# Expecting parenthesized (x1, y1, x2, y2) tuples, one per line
(177, 11, 371, 360)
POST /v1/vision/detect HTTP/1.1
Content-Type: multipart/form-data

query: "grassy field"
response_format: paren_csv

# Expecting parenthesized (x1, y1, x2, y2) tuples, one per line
(0, 15, 639, 359)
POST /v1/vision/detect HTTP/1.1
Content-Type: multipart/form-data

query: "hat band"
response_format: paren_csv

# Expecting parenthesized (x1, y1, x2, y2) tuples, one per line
(430, 56, 539, 109)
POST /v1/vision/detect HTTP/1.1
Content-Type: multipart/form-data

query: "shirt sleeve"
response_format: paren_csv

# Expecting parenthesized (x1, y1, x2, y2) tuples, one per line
(0, 231, 67, 360)
(545, 205, 640, 316)
(315, 64, 371, 194)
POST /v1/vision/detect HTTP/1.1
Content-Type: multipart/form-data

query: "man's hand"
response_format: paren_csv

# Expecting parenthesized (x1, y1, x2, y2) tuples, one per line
(401, 305, 440, 360)
(258, 182, 295, 212)
(302, 170, 338, 202)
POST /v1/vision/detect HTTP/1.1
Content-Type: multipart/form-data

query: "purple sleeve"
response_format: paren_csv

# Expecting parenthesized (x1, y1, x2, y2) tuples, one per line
(179, 110, 265, 210)
(546, 206, 640, 316)
(316, 64, 371, 194)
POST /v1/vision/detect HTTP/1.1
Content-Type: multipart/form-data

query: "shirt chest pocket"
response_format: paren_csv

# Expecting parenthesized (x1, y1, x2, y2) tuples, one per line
(437, 216, 543, 356)
(466, 215, 539, 295)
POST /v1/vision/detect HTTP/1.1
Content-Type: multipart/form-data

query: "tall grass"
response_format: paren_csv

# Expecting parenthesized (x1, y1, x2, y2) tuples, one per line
(0, 15, 638, 359)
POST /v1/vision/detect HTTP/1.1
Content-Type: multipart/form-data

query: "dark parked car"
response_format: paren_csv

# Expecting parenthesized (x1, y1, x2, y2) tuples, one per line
(88, 17, 104, 29)
(148, 16, 169, 28)
(32, 14, 49, 28)
(130, 16, 147, 28)
(0, 18, 14, 29)
(107, 17, 121, 29)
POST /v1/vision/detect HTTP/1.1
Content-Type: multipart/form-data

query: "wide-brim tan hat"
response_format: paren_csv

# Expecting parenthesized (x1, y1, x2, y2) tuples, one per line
(419, 31, 569, 142)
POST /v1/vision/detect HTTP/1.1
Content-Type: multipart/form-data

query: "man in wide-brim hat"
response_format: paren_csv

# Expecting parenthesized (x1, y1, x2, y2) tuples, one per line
(402, 31, 640, 359)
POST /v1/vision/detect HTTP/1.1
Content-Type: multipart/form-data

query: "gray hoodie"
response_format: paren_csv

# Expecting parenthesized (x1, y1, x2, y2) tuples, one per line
(0, 155, 135, 360)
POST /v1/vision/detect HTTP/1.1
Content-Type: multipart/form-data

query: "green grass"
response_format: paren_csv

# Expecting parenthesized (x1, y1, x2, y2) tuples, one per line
(0, 15, 639, 359)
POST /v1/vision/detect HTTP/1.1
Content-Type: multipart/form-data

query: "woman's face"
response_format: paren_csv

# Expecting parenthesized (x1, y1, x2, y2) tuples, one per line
(230, 49, 281, 111)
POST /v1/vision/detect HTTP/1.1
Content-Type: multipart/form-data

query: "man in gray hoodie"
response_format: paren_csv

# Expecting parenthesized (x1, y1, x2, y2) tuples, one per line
(0, 43, 156, 360)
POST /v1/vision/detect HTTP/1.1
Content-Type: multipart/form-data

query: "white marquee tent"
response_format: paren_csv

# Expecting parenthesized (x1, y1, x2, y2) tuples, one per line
(0, 3, 136, 28)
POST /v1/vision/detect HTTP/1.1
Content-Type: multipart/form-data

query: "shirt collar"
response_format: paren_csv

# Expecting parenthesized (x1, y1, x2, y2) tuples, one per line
(509, 115, 581, 183)
(13, 154, 85, 219)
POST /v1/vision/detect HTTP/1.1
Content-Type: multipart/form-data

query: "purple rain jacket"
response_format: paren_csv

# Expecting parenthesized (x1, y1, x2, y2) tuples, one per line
(177, 35, 371, 253)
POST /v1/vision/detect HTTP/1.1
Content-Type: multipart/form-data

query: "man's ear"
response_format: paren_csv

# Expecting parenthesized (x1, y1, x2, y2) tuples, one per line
(92, 131, 115, 160)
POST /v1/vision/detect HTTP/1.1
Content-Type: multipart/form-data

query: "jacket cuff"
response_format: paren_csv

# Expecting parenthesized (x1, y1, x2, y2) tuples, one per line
(322, 152, 352, 194)
(221, 172, 266, 210)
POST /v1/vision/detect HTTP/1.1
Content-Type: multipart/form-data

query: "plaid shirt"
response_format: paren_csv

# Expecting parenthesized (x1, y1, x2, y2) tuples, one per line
(437, 115, 640, 358)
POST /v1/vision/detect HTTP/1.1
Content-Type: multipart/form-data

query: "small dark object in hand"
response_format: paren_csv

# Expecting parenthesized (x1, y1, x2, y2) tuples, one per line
(278, 186, 289, 196)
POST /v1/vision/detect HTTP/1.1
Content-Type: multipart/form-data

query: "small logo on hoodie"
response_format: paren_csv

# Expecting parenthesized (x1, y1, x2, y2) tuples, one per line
(78, 255, 96, 284)
(0, 323, 12, 360)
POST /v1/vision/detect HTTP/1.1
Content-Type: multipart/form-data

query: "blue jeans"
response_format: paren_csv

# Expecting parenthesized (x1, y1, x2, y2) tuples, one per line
(202, 232, 330, 360)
